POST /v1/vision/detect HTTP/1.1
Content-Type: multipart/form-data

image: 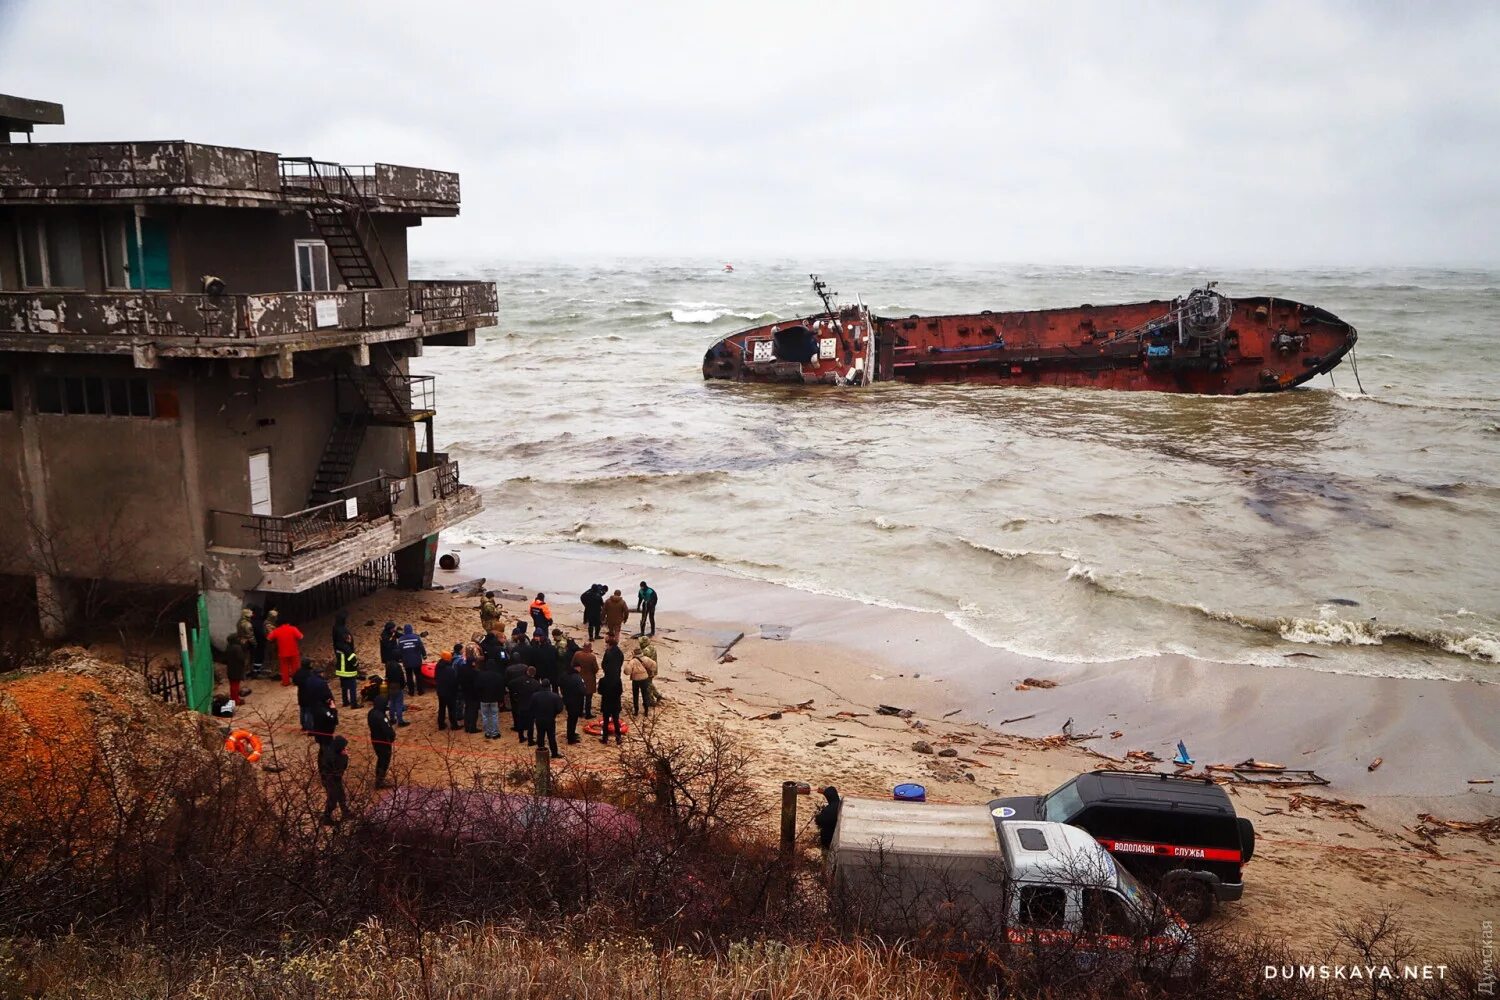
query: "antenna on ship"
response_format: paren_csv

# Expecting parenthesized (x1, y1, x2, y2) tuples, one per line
(810, 274, 838, 315)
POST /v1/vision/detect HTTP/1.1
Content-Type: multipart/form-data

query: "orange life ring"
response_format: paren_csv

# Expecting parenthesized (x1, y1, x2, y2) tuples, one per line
(583, 718, 629, 737)
(224, 729, 263, 763)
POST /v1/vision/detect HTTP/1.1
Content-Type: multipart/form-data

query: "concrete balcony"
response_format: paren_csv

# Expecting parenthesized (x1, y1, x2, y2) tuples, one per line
(0, 280, 497, 365)
(206, 460, 482, 594)
(0, 142, 460, 214)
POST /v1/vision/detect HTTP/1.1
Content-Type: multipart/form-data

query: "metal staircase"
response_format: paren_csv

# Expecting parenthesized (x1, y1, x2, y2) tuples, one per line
(278, 157, 395, 289)
(308, 412, 368, 507)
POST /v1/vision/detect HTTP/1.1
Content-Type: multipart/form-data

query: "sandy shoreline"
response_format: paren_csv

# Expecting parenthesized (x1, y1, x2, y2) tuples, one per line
(453, 540, 1498, 805)
(214, 543, 1500, 953)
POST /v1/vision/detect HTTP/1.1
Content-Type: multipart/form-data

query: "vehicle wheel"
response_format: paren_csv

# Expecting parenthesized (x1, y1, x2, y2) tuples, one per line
(1164, 874, 1216, 924)
(1238, 816, 1256, 862)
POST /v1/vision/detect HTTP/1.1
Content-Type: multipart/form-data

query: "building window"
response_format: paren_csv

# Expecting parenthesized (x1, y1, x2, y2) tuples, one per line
(100, 212, 171, 290)
(17, 215, 86, 289)
(34, 375, 155, 417)
(102, 212, 132, 289)
(295, 240, 331, 292)
(0, 375, 12, 412)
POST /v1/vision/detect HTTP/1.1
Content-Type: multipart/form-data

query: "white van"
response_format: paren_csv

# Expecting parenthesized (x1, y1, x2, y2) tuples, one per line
(828, 797, 1195, 967)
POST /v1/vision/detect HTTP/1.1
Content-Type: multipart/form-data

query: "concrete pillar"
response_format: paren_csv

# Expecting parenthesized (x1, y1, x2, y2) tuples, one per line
(12, 360, 70, 638)
(394, 533, 438, 590)
(203, 588, 248, 652)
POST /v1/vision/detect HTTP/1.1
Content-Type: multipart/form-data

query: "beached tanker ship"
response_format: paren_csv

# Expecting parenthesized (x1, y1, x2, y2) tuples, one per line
(702, 278, 1357, 395)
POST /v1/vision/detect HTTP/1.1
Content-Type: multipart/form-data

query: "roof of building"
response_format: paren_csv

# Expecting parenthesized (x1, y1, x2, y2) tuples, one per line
(0, 94, 65, 134)
(0, 141, 459, 215)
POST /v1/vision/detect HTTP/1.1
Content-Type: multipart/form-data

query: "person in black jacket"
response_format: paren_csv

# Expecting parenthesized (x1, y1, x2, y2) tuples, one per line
(530, 683, 565, 758)
(531, 633, 559, 692)
(318, 735, 351, 824)
(509, 665, 541, 746)
(309, 695, 338, 748)
(368, 695, 396, 788)
(814, 786, 842, 848)
(597, 641, 624, 746)
(434, 651, 460, 730)
(384, 657, 407, 726)
(458, 649, 481, 733)
(475, 663, 506, 739)
(504, 657, 528, 729)
(559, 661, 586, 744)
(397, 624, 426, 696)
(379, 621, 399, 670)
(580, 583, 606, 641)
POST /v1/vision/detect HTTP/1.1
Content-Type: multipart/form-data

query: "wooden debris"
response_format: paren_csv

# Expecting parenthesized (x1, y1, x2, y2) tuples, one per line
(1126, 749, 1162, 763)
(1207, 759, 1287, 773)
(1022, 677, 1058, 689)
(684, 671, 712, 684)
(1367, 757, 1383, 772)
(834, 710, 868, 719)
(1414, 813, 1500, 843)
(943, 709, 962, 718)
(1288, 793, 1367, 821)
(1468, 779, 1493, 785)
(877, 704, 914, 718)
(1000, 713, 1036, 726)
(814, 739, 837, 748)
(1110, 730, 1124, 739)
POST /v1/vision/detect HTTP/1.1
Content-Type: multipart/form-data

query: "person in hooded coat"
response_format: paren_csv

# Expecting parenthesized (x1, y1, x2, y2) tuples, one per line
(379, 621, 400, 669)
(368, 695, 396, 788)
(597, 640, 624, 745)
(434, 651, 460, 730)
(571, 640, 599, 718)
(332, 611, 359, 708)
(384, 655, 407, 726)
(529, 593, 553, 637)
(318, 735, 351, 824)
(814, 786, 842, 848)
(602, 589, 629, 640)
(580, 583, 606, 641)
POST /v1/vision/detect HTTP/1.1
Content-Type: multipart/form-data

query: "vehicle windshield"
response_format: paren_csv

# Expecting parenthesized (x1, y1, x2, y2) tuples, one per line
(1114, 861, 1173, 931)
(1041, 780, 1084, 823)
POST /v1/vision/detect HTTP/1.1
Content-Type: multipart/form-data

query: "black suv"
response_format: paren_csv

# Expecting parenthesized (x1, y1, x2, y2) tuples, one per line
(988, 769, 1255, 922)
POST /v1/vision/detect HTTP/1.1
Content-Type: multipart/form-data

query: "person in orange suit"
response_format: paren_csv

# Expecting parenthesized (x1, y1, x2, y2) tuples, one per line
(267, 617, 305, 686)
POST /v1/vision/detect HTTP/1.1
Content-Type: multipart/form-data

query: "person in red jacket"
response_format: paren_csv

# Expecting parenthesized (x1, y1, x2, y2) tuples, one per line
(267, 618, 305, 686)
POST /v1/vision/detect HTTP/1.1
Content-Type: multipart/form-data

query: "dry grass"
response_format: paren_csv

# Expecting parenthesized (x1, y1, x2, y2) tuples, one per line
(0, 922, 968, 1000)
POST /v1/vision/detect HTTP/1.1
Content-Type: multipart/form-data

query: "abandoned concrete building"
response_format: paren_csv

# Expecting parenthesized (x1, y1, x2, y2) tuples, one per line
(0, 95, 496, 642)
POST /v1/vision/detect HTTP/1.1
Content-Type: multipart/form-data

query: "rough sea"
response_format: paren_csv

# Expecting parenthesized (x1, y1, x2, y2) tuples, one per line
(410, 260, 1500, 682)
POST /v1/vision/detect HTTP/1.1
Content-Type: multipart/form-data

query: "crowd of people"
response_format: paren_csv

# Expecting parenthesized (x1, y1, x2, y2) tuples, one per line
(220, 580, 665, 824)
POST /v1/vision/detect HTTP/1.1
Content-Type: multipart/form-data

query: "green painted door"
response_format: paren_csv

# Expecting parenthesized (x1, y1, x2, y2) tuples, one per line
(126, 218, 172, 290)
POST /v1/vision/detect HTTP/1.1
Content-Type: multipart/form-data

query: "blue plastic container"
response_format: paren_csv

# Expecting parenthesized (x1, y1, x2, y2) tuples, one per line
(893, 783, 926, 802)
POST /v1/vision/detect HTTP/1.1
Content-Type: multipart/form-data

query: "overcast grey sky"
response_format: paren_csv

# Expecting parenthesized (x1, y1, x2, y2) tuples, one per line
(3, 0, 1497, 267)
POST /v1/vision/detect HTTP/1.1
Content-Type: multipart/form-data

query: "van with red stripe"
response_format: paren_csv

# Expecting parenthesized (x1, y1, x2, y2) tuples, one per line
(988, 769, 1255, 922)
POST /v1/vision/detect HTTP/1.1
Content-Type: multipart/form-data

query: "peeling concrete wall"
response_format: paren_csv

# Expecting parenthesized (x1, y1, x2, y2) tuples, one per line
(0, 355, 197, 584)
(191, 370, 338, 518)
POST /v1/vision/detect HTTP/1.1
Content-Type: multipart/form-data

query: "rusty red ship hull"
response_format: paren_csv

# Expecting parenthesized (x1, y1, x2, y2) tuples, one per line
(702, 290, 1357, 395)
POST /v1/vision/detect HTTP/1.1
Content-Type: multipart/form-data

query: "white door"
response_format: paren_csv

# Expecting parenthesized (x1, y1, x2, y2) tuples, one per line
(248, 451, 272, 515)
